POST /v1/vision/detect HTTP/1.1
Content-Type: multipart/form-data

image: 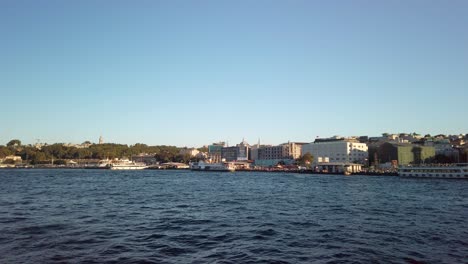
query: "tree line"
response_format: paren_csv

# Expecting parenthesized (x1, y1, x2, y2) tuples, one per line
(0, 139, 200, 165)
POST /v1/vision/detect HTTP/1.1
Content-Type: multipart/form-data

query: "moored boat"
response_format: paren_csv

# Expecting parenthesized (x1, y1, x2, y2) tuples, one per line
(190, 161, 235, 172)
(108, 159, 148, 170)
(398, 163, 468, 179)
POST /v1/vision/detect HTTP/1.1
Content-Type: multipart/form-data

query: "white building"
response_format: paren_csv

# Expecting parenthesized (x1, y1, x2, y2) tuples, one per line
(302, 139, 368, 165)
(179, 148, 200, 157)
(0, 155, 22, 164)
(257, 142, 303, 160)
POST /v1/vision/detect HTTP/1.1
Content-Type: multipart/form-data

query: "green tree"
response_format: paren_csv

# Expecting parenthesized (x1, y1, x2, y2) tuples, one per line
(54, 159, 67, 165)
(6, 139, 21, 147)
(0, 146, 13, 158)
(197, 146, 208, 153)
(296, 152, 314, 167)
(72, 148, 92, 159)
(173, 153, 192, 163)
(42, 144, 68, 159)
(31, 152, 47, 165)
(155, 151, 171, 163)
(17, 146, 36, 161)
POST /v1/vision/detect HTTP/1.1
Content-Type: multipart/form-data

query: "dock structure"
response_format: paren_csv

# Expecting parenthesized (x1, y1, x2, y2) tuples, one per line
(315, 162, 363, 174)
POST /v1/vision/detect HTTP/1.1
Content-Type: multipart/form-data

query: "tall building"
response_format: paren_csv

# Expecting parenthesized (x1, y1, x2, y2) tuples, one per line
(208, 142, 225, 163)
(302, 137, 368, 165)
(236, 139, 250, 161)
(221, 139, 250, 162)
(258, 145, 288, 160)
(221, 146, 237, 161)
(252, 142, 303, 167)
(257, 142, 303, 160)
(249, 139, 261, 161)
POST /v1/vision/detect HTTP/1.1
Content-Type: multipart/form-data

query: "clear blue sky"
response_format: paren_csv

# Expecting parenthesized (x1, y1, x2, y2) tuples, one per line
(1, 0, 467, 147)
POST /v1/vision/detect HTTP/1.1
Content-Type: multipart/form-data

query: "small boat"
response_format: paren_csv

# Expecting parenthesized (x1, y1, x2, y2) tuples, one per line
(190, 161, 235, 172)
(399, 163, 468, 179)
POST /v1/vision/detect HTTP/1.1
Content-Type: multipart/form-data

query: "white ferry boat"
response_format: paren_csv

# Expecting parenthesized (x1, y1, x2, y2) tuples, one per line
(190, 161, 235, 172)
(399, 163, 468, 179)
(108, 159, 148, 170)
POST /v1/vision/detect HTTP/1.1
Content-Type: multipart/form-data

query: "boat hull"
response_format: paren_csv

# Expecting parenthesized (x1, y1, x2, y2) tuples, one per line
(109, 166, 147, 170)
(399, 164, 468, 179)
(191, 168, 234, 172)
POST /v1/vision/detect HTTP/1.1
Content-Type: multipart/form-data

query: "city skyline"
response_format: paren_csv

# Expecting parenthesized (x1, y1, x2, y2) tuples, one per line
(3, 131, 467, 149)
(1, 1, 467, 146)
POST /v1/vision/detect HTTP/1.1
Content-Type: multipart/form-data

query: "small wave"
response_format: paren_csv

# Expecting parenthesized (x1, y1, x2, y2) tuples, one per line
(211, 233, 234, 243)
(170, 218, 215, 226)
(290, 221, 320, 228)
(143, 233, 167, 240)
(0, 216, 28, 224)
(159, 245, 194, 257)
(260, 228, 277, 236)
(17, 223, 68, 235)
(169, 234, 210, 245)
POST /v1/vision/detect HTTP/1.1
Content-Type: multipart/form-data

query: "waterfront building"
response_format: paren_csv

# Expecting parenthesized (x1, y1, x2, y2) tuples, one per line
(369, 142, 435, 166)
(221, 139, 250, 162)
(179, 148, 200, 157)
(132, 154, 157, 165)
(249, 139, 261, 161)
(62, 142, 92, 149)
(159, 162, 190, 169)
(195, 152, 208, 160)
(221, 146, 238, 162)
(302, 137, 368, 165)
(425, 139, 459, 162)
(316, 162, 363, 174)
(236, 139, 250, 161)
(0, 155, 22, 163)
(254, 142, 303, 166)
(287, 142, 305, 159)
(258, 142, 300, 160)
(460, 145, 468, 163)
(208, 142, 226, 163)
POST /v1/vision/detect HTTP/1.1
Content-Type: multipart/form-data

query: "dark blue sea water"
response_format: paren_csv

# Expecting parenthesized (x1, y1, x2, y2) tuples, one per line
(0, 169, 467, 263)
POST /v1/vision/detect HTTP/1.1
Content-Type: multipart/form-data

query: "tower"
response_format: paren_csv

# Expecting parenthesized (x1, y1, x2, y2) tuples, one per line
(99, 136, 104, 144)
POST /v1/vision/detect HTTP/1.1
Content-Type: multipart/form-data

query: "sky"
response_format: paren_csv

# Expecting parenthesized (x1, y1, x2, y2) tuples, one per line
(1, 0, 467, 147)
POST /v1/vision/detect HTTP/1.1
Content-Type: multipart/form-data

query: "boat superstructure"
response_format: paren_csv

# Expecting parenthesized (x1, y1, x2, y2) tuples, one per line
(399, 163, 468, 179)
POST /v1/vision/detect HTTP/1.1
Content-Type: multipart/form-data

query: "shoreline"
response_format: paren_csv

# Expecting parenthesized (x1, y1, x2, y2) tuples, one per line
(0, 166, 398, 176)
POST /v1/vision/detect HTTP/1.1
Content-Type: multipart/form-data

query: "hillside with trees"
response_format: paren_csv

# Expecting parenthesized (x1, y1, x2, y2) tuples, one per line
(0, 140, 191, 165)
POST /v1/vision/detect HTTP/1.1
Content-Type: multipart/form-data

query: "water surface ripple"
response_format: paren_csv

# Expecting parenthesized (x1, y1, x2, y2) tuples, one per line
(0, 169, 467, 263)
